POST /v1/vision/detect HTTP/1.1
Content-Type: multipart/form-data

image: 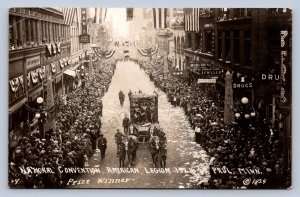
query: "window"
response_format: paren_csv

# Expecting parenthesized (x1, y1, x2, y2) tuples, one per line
(244, 30, 251, 66)
(217, 30, 222, 59)
(204, 30, 212, 53)
(233, 30, 240, 64)
(225, 31, 230, 62)
(195, 32, 200, 50)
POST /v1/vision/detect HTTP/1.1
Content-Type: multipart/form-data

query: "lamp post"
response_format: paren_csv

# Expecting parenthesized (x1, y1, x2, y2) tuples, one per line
(234, 96, 256, 132)
(35, 96, 47, 139)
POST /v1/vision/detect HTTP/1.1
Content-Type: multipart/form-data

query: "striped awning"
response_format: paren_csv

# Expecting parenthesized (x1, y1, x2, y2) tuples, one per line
(63, 69, 76, 77)
(9, 97, 27, 115)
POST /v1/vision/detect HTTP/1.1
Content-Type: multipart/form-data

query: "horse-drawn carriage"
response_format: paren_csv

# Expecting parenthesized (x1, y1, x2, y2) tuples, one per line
(117, 92, 167, 168)
(129, 92, 158, 147)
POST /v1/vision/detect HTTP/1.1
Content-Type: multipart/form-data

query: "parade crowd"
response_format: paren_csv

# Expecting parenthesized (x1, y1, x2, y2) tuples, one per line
(140, 52, 290, 189)
(9, 59, 115, 188)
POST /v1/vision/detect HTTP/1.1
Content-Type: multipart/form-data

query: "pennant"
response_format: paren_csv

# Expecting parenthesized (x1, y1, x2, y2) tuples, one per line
(51, 63, 56, 73)
(9, 78, 19, 92)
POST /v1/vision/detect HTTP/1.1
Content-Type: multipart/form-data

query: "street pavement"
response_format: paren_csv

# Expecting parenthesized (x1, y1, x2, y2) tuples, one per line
(68, 61, 210, 188)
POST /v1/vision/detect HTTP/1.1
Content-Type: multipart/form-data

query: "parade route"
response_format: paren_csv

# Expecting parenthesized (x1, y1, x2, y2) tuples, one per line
(69, 61, 210, 188)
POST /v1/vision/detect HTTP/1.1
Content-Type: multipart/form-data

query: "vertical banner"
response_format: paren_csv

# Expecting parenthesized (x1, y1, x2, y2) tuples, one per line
(224, 70, 234, 125)
(280, 30, 289, 104)
(81, 8, 87, 34)
(45, 65, 56, 133)
(127, 8, 134, 21)
(79, 8, 90, 43)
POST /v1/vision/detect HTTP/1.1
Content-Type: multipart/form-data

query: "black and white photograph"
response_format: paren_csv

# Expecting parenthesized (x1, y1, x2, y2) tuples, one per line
(8, 7, 292, 189)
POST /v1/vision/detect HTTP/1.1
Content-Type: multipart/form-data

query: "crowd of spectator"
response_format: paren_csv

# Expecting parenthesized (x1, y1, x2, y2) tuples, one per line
(8, 59, 116, 188)
(140, 54, 291, 189)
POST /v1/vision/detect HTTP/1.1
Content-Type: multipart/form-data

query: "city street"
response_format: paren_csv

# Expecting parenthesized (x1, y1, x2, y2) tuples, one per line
(69, 61, 210, 188)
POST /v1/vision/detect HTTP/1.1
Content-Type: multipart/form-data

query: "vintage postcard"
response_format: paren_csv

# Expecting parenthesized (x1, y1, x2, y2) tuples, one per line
(8, 8, 291, 189)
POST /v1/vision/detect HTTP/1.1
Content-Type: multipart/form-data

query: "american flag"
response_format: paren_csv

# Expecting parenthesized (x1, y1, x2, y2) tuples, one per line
(184, 8, 200, 32)
(62, 8, 76, 26)
(95, 8, 107, 24)
(152, 8, 168, 29)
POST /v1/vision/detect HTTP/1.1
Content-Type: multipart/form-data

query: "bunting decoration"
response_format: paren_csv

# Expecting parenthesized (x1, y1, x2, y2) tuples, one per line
(38, 66, 46, 80)
(51, 63, 57, 73)
(52, 43, 57, 55)
(46, 44, 52, 56)
(9, 77, 20, 92)
(18, 76, 24, 90)
(60, 59, 65, 68)
(56, 42, 61, 54)
(105, 50, 115, 59)
(27, 73, 31, 87)
(92, 47, 116, 59)
(137, 45, 159, 57)
(30, 70, 39, 84)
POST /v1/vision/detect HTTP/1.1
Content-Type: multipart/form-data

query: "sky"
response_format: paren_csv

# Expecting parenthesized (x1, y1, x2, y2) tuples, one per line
(106, 8, 129, 40)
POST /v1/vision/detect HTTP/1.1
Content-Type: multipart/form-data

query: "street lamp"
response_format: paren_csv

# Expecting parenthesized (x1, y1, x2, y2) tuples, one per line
(35, 96, 47, 139)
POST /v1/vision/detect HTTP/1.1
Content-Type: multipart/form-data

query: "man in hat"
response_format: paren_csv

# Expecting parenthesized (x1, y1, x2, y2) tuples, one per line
(122, 114, 130, 135)
(97, 134, 107, 161)
(114, 129, 124, 157)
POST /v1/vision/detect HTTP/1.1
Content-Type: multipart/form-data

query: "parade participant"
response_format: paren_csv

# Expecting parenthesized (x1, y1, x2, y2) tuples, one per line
(122, 114, 130, 134)
(114, 129, 123, 156)
(128, 90, 132, 98)
(97, 134, 107, 161)
(128, 123, 135, 135)
(118, 90, 125, 106)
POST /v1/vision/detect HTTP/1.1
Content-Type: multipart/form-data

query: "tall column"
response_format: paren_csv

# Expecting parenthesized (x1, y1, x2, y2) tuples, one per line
(12, 16, 18, 45)
(20, 17, 25, 46)
(37, 20, 41, 43)
(27, 19, 32, 43)
(45, 21, 49, 42)
(32, 19, 36, 43)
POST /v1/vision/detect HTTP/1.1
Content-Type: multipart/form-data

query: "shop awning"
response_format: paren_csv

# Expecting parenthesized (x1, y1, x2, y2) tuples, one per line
(63, 69, 76, 77)
(9, 97, 27, 115)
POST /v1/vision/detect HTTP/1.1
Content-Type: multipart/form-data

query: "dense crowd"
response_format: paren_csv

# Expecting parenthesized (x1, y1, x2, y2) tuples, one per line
(8, 59, 116, 188)
(140, 53, 291, 189)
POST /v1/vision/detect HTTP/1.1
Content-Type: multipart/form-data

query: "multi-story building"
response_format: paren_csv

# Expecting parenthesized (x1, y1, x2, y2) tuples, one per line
(171, 8, 185, 71)
(9, 8, 71, 145)
(183, 8, 292, 171)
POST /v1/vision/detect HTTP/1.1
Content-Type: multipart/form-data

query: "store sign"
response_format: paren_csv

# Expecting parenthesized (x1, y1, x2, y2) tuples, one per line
(201, 68, 224, 76)
(197, 78, 217, 83)
(79, 8, 90, 43)
(26, 56, 40, 70)
(204, 23, 213, 28)
(81, 8, 87, 35)
(232, 76, 253, 89)
(79, 34, 90, 43)
(280, 30, 288, 103)
(260, 73, 280, 81)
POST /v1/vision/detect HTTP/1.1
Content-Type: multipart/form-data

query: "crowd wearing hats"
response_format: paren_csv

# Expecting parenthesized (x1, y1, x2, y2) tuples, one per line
(9, 59, 116, 188)
(139, 55, 290, 189)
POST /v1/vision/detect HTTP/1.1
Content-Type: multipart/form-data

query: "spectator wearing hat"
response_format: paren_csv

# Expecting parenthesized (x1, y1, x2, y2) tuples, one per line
(97, 134, 107, 161)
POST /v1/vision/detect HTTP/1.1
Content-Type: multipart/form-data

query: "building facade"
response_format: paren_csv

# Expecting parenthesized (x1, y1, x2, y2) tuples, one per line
(183, 8, 292, 170)
(9, 8, 71, 146)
